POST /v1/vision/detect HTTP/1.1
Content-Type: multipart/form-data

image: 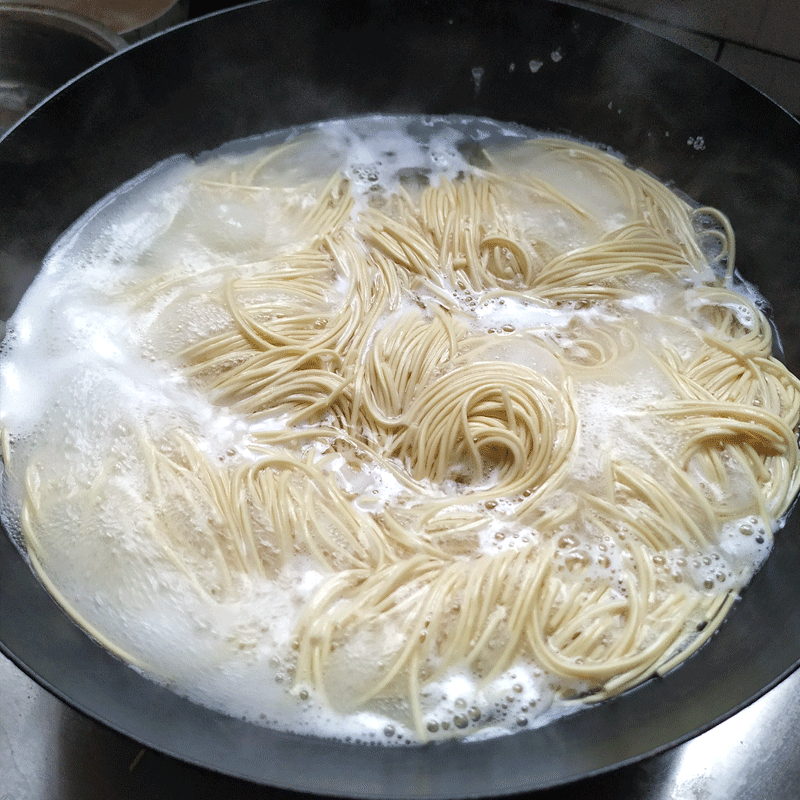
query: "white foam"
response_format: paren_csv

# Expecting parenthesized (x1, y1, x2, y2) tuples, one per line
(0, 114, 790, 746)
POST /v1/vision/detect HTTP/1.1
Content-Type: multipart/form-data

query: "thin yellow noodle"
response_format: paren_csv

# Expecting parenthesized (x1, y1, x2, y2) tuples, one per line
(27, 546, 151, 671)
(9, 131, 799, 742)
(0, 425, 10, 467)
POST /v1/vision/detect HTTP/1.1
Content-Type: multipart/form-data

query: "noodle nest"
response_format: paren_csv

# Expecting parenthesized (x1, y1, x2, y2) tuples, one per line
(8, 131, 800, 741)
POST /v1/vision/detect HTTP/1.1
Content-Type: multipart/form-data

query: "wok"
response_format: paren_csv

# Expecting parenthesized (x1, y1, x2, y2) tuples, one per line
(1, 0, 799, 796)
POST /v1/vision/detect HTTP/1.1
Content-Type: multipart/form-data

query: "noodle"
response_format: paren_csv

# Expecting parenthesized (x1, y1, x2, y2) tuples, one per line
(1, 117, 798, 744)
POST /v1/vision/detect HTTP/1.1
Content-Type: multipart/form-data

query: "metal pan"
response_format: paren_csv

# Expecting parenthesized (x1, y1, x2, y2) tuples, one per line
(1, 1, 799, 795)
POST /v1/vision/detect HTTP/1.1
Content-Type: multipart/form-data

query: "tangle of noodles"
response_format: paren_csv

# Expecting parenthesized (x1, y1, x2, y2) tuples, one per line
(1, 117, 798, 744)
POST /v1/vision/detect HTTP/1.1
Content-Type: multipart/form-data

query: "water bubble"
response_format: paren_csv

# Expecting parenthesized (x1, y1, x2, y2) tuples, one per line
(557, 534, 579, 549)
(565, 551, 590, 572)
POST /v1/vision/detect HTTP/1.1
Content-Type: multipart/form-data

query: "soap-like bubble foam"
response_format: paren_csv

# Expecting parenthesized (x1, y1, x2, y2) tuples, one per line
(0, 115, 794, 745)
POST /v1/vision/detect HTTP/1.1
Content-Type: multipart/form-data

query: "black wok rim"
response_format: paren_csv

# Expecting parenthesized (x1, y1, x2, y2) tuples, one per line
(1, 1, 800, 796)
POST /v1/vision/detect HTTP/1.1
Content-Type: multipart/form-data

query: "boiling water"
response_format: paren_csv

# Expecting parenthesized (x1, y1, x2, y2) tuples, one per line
(0, 115, 785, 744)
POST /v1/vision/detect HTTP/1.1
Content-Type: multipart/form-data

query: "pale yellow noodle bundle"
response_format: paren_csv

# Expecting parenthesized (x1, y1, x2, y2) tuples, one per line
(13, 133, 800, 742)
